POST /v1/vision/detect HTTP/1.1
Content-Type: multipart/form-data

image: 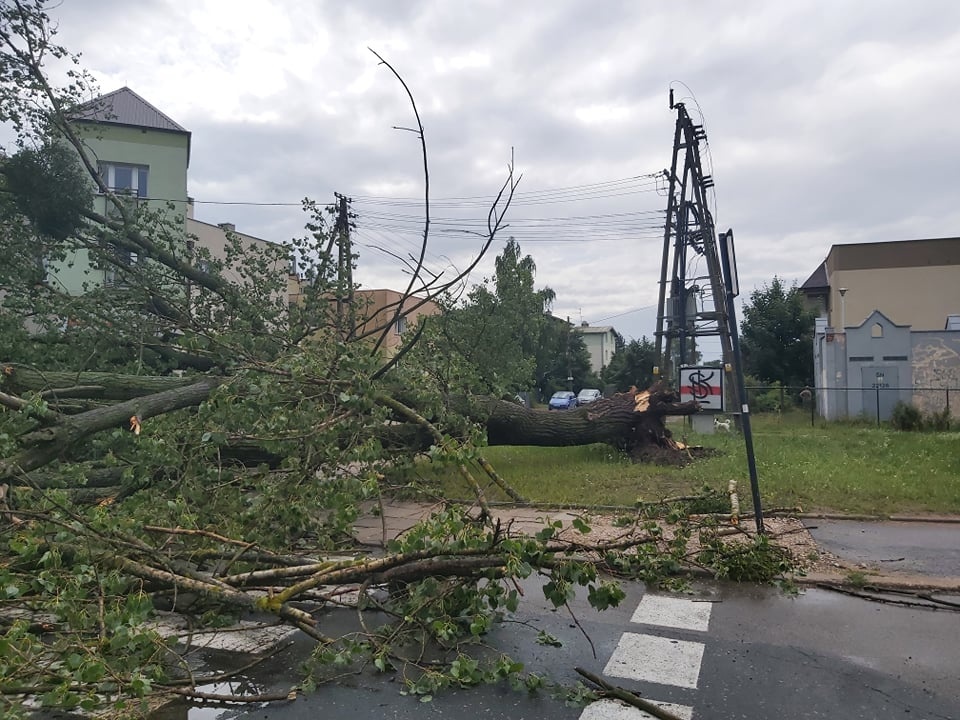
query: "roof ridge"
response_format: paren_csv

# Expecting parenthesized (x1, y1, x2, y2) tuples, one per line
(114, 86, 187, 132)
(71, 86, 188, 133)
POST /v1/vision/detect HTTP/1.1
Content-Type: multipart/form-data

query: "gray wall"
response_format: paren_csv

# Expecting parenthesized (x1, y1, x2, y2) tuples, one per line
(844, 311, 912, 420)
(813, 310, 960, 421)
(814, 317, 849, 420)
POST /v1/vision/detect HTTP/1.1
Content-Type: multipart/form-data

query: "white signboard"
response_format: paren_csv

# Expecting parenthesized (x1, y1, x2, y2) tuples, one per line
(680, 366, 724, 412)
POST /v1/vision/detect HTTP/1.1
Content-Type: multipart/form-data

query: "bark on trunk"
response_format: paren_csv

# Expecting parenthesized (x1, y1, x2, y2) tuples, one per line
(483, 384, 697, 452)
(4, 365, 197, 401)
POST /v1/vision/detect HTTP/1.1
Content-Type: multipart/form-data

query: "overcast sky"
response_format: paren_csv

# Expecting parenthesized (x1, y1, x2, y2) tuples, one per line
(37, 0, 960, 349)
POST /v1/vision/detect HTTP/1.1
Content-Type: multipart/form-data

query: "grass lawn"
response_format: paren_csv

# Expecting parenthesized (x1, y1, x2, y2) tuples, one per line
(414, 413, 960, 516)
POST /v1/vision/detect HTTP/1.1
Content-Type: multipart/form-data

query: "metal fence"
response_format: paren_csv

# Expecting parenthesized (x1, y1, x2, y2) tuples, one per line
(742, 384, 959, 425)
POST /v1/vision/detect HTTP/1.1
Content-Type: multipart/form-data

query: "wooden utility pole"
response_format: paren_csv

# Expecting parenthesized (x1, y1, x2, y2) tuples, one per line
(334, 192, 354, 339)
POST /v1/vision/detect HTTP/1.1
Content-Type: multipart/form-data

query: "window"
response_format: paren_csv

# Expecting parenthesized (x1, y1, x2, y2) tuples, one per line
(99, 162, 149, 198)
(871, 323, 884, 338)
(395, 316, 407, 335)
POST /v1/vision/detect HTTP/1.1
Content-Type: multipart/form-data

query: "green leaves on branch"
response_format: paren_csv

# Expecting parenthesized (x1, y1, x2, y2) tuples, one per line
(2, 142, 93, 241)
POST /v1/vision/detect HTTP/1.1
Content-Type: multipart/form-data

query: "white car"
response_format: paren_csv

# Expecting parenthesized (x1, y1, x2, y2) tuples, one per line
(577, 388, 602, 405)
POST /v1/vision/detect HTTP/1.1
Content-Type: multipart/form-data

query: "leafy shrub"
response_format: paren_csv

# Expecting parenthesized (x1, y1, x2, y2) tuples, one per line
(745, 378, 783, 413)
(891, 401, 923, 431)
(890, 401, 953, 432)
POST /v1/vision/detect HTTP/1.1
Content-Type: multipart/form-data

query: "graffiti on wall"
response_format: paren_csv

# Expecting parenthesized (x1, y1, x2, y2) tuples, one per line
(912, 335, 960, 415)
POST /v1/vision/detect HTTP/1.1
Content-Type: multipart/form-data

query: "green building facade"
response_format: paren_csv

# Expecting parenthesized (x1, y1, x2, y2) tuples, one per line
(51, 87, 191, 294)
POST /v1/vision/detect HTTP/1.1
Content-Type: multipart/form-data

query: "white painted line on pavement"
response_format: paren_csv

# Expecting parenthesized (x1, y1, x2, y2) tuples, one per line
(580, 698, 693, 719)
(150, 617, 298, 654)
(630, 594, 712, 632)
(603, 632, 705, 689)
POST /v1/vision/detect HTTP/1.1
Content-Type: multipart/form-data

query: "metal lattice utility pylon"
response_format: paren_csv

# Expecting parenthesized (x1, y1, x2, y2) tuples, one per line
(654, 91, 736, 405)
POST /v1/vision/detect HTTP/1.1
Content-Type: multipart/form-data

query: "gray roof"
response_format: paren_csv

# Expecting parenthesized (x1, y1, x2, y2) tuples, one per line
(800, 260, 828, 291)
(70, 87, 189, 134)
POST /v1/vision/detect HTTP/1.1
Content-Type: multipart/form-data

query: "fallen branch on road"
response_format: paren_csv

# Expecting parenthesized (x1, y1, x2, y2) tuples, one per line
(575, 667, 687, 720)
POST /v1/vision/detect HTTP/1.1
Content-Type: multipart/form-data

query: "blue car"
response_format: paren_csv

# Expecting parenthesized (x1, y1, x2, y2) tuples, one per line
(548, 391, 577, 410)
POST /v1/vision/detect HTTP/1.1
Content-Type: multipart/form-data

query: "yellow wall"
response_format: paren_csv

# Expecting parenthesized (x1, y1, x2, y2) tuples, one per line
(353, 289, 441, 352)
(830, 267, 960, 330)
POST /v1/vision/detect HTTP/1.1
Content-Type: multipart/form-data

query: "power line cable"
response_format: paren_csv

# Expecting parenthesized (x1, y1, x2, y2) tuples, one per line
(142, 171, 666, 209)
(594, 304, 658, 322)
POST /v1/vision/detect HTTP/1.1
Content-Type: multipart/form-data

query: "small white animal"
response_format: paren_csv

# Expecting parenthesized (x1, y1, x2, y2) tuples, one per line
(714, 417, 732, 432)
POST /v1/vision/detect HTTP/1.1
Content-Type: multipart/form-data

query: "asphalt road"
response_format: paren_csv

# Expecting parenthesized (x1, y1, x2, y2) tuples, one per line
(804, 518, 960, 577)
(141, 576, 960, 720)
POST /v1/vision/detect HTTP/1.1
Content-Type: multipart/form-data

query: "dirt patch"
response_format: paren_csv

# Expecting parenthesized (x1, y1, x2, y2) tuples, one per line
(751, 516, 852, 575)
(513, 508, 852, 578)
(628, 444, 721, 466)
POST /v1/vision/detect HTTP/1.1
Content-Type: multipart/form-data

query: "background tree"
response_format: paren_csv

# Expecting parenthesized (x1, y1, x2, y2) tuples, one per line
(438, 238, 559, 395)
(612, 329, 626, 354)
(534, 316, 595, 398)
(602, 335, 657, 392)
(435, 238, 600, 400)
(739, 276, 817, 387)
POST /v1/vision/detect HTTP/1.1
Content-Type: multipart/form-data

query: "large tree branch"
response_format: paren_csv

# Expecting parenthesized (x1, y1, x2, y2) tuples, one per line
(3, 365, 198, 401)
(2, 378, 221, 482)
(80, 207, 232, 298)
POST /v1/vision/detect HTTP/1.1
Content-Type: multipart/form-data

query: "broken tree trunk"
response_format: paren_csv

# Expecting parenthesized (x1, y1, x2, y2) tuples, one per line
(0, 377, 222, 484)
(481, 383, 698, 455)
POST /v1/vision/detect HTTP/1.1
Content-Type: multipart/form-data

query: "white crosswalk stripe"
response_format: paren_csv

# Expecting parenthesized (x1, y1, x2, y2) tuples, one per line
(579, 593, 713, 720)
(629, 594, 712, 632)
(579, 697, 693, 719)
(603, 632, 705, 688)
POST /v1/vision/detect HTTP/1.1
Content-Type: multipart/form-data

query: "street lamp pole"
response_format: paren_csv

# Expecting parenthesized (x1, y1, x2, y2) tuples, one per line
(839, 287, 848, 330)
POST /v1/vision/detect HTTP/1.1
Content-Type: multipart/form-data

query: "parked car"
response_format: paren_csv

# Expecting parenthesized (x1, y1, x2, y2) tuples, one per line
(577, 388, 602, 406)
(548, 391, 577, 410)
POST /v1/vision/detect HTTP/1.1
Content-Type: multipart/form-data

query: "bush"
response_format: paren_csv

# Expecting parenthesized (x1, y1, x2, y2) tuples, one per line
(890, 401, 952, 432)
(745, 378, 784, 413)
(891, 401, 924, 431)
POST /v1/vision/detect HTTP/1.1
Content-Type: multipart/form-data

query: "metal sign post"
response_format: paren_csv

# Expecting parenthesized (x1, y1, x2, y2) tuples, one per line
(718, 229, 765, 534)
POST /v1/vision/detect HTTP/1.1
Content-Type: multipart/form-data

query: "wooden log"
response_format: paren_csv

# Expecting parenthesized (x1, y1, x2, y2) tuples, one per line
(483, 384, 698, 450)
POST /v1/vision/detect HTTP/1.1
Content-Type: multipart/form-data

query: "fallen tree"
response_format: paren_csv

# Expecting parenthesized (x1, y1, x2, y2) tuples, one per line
(483, 385, 697, 450)
(0, 6, 766, 716)
(1, 364, 697, 494)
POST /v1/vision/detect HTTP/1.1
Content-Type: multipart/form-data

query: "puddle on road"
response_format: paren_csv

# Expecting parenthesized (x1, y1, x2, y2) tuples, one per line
(148, 606, 391, 718)
(149, 676, 276, 719)
(147, 638, 306, 720)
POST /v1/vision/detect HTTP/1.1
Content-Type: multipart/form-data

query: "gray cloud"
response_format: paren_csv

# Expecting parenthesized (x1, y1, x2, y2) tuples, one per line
(25, 0, 960, 342)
